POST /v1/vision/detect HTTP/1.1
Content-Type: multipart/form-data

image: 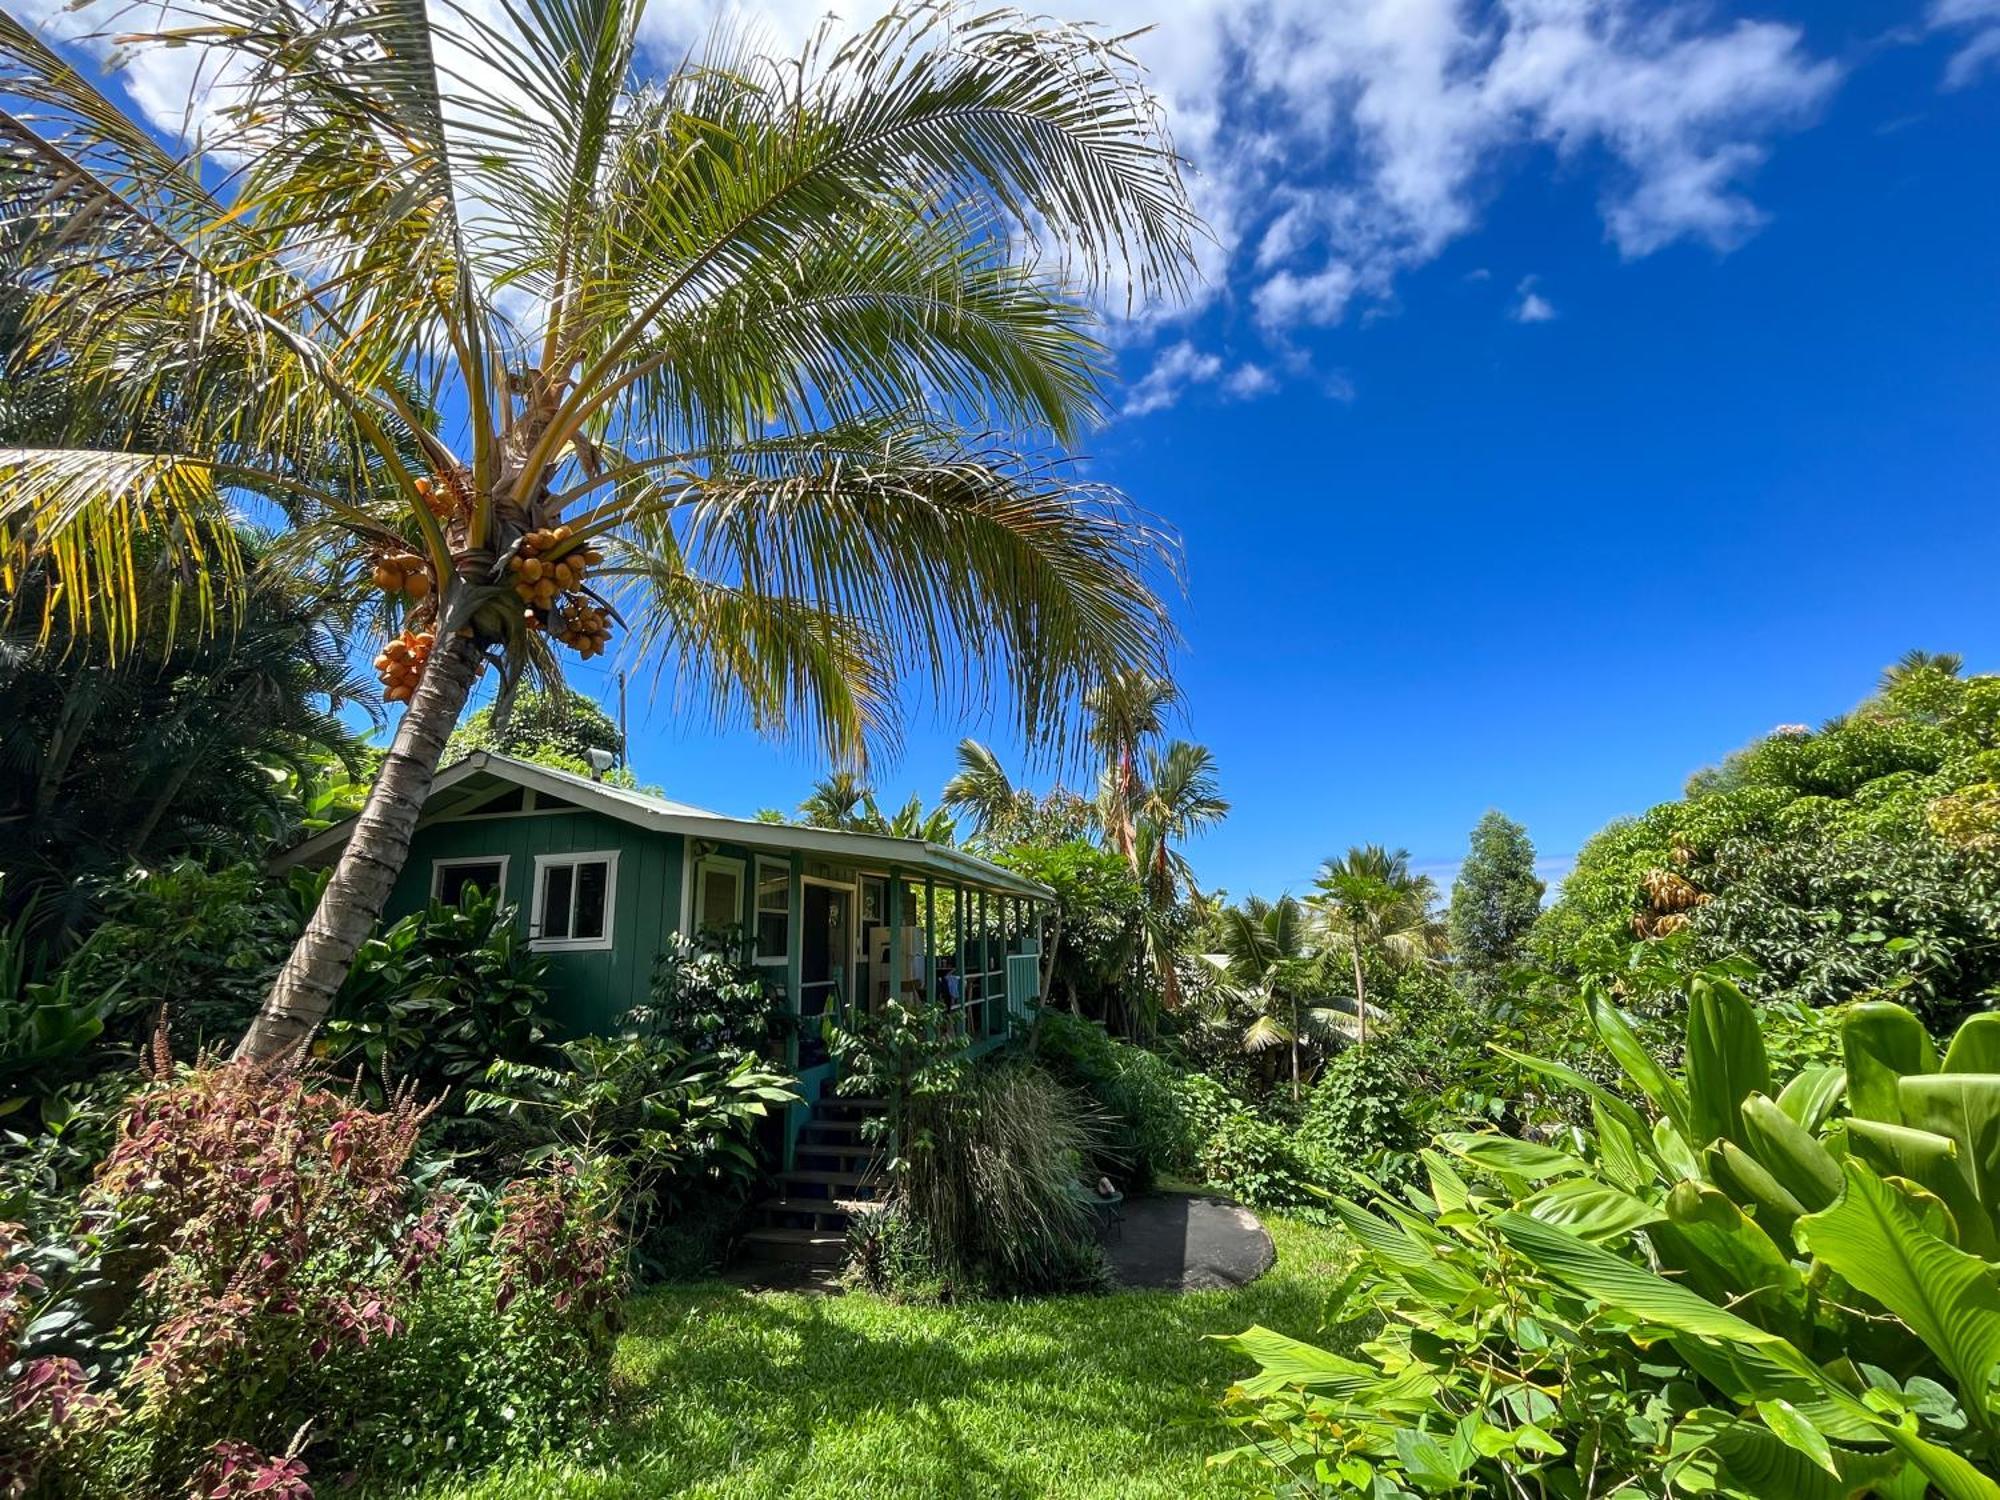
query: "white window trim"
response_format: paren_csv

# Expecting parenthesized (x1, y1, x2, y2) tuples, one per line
(431, 855, 511, 902)
(530, 850, 620, 952)
(686, 852, 746, 938)
(752, 857, 792, 967)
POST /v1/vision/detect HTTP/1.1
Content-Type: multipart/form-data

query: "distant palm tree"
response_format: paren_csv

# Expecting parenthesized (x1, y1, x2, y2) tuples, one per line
(1880, 650, 1966, 691)
(880, 793, 958, 846)
(1086, 671, 1177, 865)
(1309, 845, 1441, 1053)
(1134, 740, 1228, 907)
(941, 738, 1027, 841)
(797, 771, 879, 832)
(1212, 895, 1357, 1103)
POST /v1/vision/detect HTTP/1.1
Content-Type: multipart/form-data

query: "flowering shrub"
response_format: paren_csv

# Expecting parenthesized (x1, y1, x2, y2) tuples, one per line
(7, 1050, 631, 1495)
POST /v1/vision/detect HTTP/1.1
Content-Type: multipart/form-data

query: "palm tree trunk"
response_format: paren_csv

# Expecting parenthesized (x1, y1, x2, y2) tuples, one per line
(236, 630, 481, 1064)
(1349, 932, 1368, 1055)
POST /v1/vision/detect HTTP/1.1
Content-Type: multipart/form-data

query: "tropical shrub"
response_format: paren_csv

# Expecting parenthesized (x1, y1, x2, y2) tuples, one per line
(1219, 965, 2000, 1497)
(4, 1056, 627, 1496)
(321, 887, 558, 1105)
(647, 932, 792, 1061)
(995, 840, 1153, 1030)
(1032, 1009, 1196, 1188)
(58, 860, 323, 1047)
(471, 1008, 796, 1267)
(1296, 1042, 1421, 1190)
(1198, 1111, 1317, 1214)
(1538, 658, 2000, 1028)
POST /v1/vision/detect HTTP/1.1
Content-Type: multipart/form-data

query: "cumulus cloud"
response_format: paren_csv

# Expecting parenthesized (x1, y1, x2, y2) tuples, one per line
(1121, 342, 1223, 417)
(1511, 276, 1557, 322)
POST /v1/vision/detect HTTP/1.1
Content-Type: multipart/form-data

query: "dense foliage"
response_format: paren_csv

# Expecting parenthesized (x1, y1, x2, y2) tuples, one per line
(1540, 657, 2000, 1027)
(444, 690, 636, 787)
(1448, 810, 1544, 1005)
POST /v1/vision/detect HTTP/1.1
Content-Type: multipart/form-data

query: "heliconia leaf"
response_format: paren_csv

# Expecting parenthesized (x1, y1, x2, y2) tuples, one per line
(1843, 1002, 1938, 1126)
(1585, 986, 1692, 1140)
(1520, 1178, 1663, 1240)
(1649, 1180, 1806, 1343)
(1898, 1074, 2000, 1238)
(1944, 1015, 2000, 1075)
(1754, 1398, 1838, 1477)
(1488, 1043, 1660, 1158)
(1794, 1160, 2000, 1426)
(1709, 1140, 1809, 1240)
(1737, 1093, 1843, 1213)
(1776, 1065, 1847, 1133)
(1685, 973, 1771, 1149)
(1846, 1117, 1990, 1256)
(1440, 1133, 1591, 1181)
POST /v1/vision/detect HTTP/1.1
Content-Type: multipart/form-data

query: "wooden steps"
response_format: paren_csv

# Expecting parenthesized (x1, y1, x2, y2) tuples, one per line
(740, 1094, 890, 1270)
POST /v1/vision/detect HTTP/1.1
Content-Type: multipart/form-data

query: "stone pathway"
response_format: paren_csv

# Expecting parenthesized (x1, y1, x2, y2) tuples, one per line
(1105, 1190, 1276, 1292)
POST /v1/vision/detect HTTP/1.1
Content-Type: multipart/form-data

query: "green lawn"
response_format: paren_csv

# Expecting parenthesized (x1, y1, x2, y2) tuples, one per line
(413, 1213, 1351, 1499)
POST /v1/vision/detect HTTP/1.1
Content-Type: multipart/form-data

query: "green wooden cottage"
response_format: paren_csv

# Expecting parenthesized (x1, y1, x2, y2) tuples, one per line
(275, 751, 1052, 1171)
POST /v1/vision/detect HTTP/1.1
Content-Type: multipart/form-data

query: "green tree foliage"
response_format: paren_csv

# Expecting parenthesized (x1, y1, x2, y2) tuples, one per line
(1448, 811, 1545, 1005)
(1311, 845, 1443, 1051)
(445, 690, 624, 782)
(0, 550, 371, 938)
(996, 840, 1153, 1033)
(1538, 655, 2000, 1027)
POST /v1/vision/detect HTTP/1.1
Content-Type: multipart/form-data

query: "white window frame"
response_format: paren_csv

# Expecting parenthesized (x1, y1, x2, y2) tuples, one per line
(431, 855, 511, 903)
(688, 853, 746, 939)
(529, 850, 620, 952)
(752, 858, 792, 967)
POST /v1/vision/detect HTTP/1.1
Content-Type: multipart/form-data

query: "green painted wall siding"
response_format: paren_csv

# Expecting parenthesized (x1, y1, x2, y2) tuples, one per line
(387, 810, 685, 1035)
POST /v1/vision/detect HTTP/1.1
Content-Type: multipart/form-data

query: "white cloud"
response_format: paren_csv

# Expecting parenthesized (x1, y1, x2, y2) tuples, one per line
(1223, 363, 1278, 399)
(1932, 0, 2000, 88)
(1511, 275, 1557, 322)
(1121, 341, 1224, 417)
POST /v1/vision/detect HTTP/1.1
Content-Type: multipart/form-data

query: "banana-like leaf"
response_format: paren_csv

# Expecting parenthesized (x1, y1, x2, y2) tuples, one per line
(1586, 985, 1694, 1139)
(1794, 1160, 2000, 1426)
(1649, 1180, 1807, 1343)
(1592, 1099, 1653, 1193)
(1672, 1408, 1899, 1498)
(1520, 1178, 1664, 1240)
(1216, 1324, 1429, 1408)
(1898, 1074, 2000, 1238)
(1710, 1139, 1810, 1241)
(1440, 1133, 1591, 1181)
(1686, 973, 1772, 1149)
(1738, 1093, 1844, 1213)
(1489, 1042, 1661, 1158)
(1777, 1065, 1848, 1133)
(1847, 1117, 1990, 1255)
(1844, 1002, 1938, 1125)
(1945, 1016, 2000, 1075)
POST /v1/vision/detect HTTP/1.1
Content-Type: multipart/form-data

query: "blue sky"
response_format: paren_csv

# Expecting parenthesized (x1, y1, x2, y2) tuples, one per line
(605, 0, 2000, 900)
(25, 0, 2000, 900)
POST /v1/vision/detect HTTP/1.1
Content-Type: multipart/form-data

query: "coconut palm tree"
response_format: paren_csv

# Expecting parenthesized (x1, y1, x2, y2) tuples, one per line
(796, 771, 880, 832)
(940, 738, 1025, 841)
(1133, 739, 1227, 907)
(1086, 670, 1176, 865)
(1308, 845, 1441, 1053)
(1211, 895, 1357, 1104)
(0, 2, 1194, 1061)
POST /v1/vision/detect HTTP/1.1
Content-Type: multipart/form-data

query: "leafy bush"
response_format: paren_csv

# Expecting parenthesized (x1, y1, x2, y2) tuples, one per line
(1, 1056, 627, 1497)
(471, 1007, 796, 1269)
(1219, 964, 2000, 1496)
(1198, 1111, 1316, 1213)
(1032, 1009, 1195, 1188)
(647, 931, 792, 1060)
(321, 887, 558, 1105)
(1296, 1042, 1420, 1190)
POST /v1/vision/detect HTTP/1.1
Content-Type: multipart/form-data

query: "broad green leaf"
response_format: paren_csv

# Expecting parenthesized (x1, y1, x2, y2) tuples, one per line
(1686, 973, 1771, 1148)
(1490, 1042, 1660, 1154)
(1794, 1160, 2000, 1425)
(1843, 1002, 1938, 1125)
(1592, 1098, 1651, 1192)
(1215, 1324, 1384, 1400)
(1840, 1120, 1984, 1264)
(1777, 1065, 1847, 1133)
(1440, 1133, 1590, 1180)
(1738, 1093, 1843, 1212)
(1586, 985, 1693, 1139)
(1876, 1424, 2000, 1500)
(1650, 1180, 1806, 1342)
(1520, 1177, 1663, 1240)
(1674, 1410, 1901, 1500)
(1710, 1140, 1810, 1240)
(1754, 1398, 1838, 1477)
(1898, 1074, 2000, 1233)
(1944, 1015, 2000, 1075)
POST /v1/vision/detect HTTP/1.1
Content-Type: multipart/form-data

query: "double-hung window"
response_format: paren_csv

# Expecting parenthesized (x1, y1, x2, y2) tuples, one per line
(432, 856, 508, 906)
(691, 854, 744, 940)
(754, 859, 791, 964)
(531, 851, 618, 951)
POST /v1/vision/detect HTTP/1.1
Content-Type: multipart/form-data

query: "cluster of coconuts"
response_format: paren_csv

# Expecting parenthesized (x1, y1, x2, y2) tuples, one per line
(554, 599, 613, 658)
(413, 472, 462, 521)
(374, 629, 435, 702)
(370, 550, 432, 599)
(508, 526, 603, 610)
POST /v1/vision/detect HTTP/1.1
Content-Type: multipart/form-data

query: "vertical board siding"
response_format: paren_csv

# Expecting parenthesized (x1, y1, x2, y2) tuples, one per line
(388, 810, 684, 1036)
